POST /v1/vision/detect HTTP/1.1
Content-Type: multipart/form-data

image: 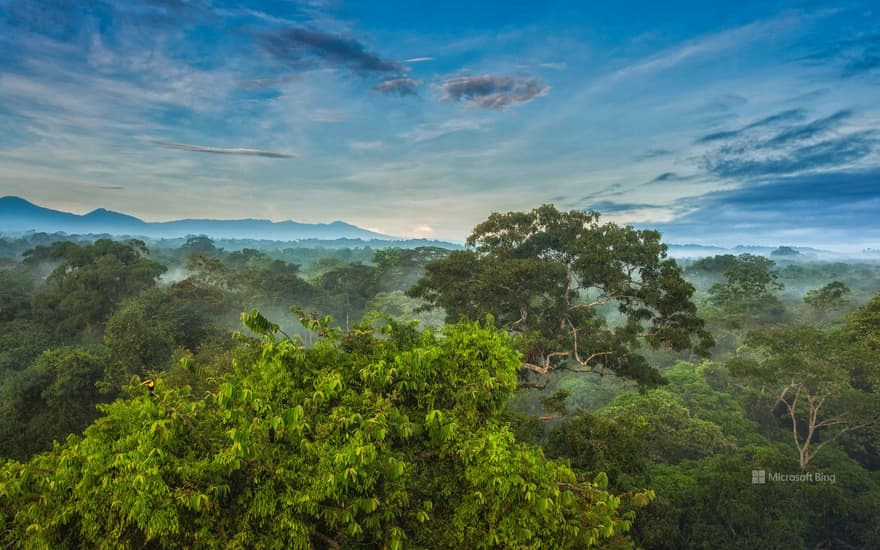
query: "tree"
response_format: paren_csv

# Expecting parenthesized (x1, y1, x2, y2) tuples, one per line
(103, 299, 175, 389)
(770, 246, 800, 257)
(0, 346, 107, 460)
(179, 236, 218, 257)
(0, 312, 651, 548)
(804, 281, 851, 309)
(238, 255, 316, 309)
(707, 254, 782, 311)
(598, 389, 735, 464)
(409, 205, 713, 388)
(686, 254, 739, 273)
(728, 326, 879, 469)
(29, 239, 166, 338)
(845, 292, 880, 350)
(315, 263, 380, 325)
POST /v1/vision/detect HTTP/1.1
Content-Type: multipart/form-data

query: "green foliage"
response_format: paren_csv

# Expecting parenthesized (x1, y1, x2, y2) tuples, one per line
(0, 320, 53, 373)
(103, 300, 175, 389)
(546, 413, 649, 492)
(707, 254, 783, 312)
(29, 239, 166, 337)
(633, 445, 880, 549)
(662, 362, 758, 440)
(770, 246, 799, 257)
(0, 346, 107, 460)
(0, 314, 648, 548)
(687, 254, 739, 274)
(846, 292, 880, 352)
(409, 205, 713, 387)
(729, 325, 879, 468)
(600, 389, 735, 464)
(804, 280, 851, 310)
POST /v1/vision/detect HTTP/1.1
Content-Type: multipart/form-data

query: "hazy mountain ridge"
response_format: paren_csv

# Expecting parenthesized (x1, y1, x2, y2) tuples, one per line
(3, 196, 869, 259)
(0, 196, 398, 241)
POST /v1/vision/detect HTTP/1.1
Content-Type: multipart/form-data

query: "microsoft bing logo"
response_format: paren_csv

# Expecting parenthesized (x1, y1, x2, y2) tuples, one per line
(752, 470, 766, 484)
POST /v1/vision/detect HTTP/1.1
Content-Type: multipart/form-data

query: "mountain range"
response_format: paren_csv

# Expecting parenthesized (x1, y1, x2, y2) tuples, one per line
(0, 196, 397, 241)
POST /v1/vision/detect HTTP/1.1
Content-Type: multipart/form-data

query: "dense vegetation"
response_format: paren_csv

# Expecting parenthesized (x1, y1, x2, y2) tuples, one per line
(1, 206, 879, 548)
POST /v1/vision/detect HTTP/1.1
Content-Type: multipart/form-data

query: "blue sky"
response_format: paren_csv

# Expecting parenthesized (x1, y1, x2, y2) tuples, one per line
(0, 0, 878, 249)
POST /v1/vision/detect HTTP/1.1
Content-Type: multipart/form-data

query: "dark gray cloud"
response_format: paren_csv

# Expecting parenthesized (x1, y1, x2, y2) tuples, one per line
(701, 131, 877, 179)
(373, 78, 421, 97)
(152, 141, 295, 158)
(696, 108, 807, 144)
(440, 75, 549, 110)
(259, 27, 404, 74)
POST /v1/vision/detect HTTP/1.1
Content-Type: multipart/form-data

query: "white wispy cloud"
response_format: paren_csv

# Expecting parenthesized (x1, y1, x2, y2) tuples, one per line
(151, 141, 296, 158)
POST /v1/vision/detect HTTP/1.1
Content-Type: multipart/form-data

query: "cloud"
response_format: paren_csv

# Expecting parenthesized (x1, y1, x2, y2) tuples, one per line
(400, 119, 486, 143)
(645, 172, 700, 185)
(696, 108, 808, 144)
(538, 62, 567, 70)
(440, 75, 549, 110)
(696, 107, 877, 179)
(239, 75, 299, 90)
(634, 148, 673, 161)
(152, 141, 295, 158)
(653, 170, 880, 248)
(798, 34, 880, 77)
(590, 14, 801, 93)
(579, 184, 626, 202)
(765, 109, 851, 147)
(701, 131, 877, 179)
(373, 78, 421, 96)
(259, 27, 405, 74)
(585, 200, 658, 213)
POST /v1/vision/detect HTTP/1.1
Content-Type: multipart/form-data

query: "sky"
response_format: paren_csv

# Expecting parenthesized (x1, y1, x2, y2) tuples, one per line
(0, 0, 878, 249)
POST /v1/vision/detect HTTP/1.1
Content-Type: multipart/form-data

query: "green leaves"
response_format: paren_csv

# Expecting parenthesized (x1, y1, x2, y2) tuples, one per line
(410, 204, 712, 388)
(0, 312, 642, 548)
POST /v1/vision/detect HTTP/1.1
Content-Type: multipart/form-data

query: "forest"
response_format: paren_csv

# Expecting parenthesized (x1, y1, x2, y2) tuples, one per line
(0, 205, 878, 549)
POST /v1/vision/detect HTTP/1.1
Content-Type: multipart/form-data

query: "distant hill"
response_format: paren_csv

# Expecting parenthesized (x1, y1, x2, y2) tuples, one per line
(0, 196, 398, 241)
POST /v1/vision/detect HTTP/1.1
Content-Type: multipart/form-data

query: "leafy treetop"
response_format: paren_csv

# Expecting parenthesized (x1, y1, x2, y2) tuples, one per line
(409, 205, 713, 388)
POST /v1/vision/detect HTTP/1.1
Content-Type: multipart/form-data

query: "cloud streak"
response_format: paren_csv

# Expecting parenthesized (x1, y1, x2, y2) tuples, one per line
(373, 78, 421, 96)
(652, 170, 880, 249)
(152, 141, 295, 158)
(701, 131, 878, 178)
(696, 108, 808, 144)
(259, 27, 405, 74)
(440, 75, 549, 110)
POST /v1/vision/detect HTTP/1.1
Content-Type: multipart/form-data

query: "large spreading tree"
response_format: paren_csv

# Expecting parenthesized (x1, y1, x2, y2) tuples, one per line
(408, 205, 713, 387)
